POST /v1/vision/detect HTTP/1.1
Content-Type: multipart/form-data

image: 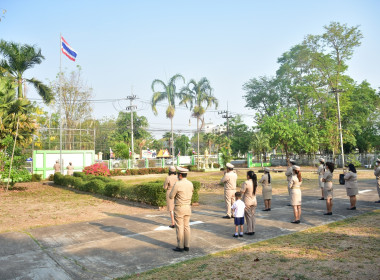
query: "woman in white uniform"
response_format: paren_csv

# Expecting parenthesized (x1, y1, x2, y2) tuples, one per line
(241, 170, 257, 235)
(322, 162, 334, 215)
(259, 167, 272, 211)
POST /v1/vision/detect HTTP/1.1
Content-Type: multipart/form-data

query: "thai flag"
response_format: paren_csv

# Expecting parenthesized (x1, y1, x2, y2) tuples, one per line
(61, 36, 77, 61)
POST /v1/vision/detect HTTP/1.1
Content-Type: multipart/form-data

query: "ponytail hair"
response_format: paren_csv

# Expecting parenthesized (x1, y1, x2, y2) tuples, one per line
(247, 171, 258, 195)
(267, 172, 271, 184)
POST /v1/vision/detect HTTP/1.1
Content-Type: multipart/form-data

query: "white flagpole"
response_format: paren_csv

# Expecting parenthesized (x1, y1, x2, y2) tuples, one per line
(59, 33, 63, 173)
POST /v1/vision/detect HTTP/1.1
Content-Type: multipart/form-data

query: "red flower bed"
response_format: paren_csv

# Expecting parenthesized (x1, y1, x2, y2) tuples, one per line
(83, 163, 110, 176)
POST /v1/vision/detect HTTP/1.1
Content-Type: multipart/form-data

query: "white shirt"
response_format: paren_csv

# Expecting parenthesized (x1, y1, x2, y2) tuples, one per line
(231, 199, 245, 218)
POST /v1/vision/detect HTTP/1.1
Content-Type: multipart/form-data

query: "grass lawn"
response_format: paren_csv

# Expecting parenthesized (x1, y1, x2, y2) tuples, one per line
(118, 210, 380, 280)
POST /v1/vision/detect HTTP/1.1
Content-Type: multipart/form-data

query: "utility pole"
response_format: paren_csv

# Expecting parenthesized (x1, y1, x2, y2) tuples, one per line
(331, 88, 345, 170)
(126, 93, 137, 163)
(218, 102, 233, 137)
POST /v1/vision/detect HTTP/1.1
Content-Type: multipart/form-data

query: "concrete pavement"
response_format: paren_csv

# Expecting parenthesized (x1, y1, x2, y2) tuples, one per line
(0, 179, 379, 279)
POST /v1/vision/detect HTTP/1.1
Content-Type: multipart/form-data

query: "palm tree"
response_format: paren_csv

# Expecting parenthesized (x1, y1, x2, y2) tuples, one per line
(0, 40, 53, 103)
(180, 77, 218, 169)
(203, 133, 216, 155)
(151, 74, 185, 163)
(250, 131, 270, 170)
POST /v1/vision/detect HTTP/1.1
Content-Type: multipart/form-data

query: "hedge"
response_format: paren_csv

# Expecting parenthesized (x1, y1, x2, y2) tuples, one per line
(53, 173, 200, 207)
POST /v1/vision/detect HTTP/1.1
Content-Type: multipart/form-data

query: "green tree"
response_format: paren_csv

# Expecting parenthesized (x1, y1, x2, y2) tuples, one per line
(0, 40, 53, 103)
(112, 142, 130, 159)
(203, 133, 217, 155)
(228, 115, 252, 156)
(174, 134, 190, 156)
(250, 131, 270, 169)
(179, 77, 218, 167)
(151, 74, 185, 161)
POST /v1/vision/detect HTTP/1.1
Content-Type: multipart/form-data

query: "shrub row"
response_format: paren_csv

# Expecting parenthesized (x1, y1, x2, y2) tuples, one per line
(54, 173, 200, 207)
(109, 167, 169, 176)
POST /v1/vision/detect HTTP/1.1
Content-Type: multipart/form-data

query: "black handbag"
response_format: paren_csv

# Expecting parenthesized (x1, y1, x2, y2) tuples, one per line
(339, 174, 345, 185)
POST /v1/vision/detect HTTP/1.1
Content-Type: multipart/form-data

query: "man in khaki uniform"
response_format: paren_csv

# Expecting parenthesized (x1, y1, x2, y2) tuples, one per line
(374, 158, 380, 203)
(220, 162, 237, 219)
(285, 159, 296, 206)
(169, 166, 194, 252)
(67, 162, 74, 176)
(53, 160, 61, 173)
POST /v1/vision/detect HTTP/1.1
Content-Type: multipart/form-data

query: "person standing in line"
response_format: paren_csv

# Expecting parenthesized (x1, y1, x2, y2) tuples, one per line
(317, 158, 326, 200)
(163, 166, 178, 228)
(169, 166, 194, 252)
(344, 163, 358, 210)
(322, 162, 335, 215)
(285, 159, 296, 206)
(53, 160, 61, 174)
(241, 170, 257, 235)
(220, 163, 238, 219)
(290, 165, 302, 224)
(231, 192, 245, 238)
(259, 167, 272, 211)
(67, 162, 74, 176)
(374, 158, 380, 203)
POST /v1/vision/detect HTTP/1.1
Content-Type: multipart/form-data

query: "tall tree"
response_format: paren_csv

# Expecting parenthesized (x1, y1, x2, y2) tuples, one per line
(151, 74, 185, 162)
(250, 131, 270, 169)
(180, 77, 218, 168)
(0, 40, 53, 103)
(50, 66, 93, 149)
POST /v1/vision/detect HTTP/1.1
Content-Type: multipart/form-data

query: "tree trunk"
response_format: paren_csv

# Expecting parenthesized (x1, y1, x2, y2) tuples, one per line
(17, 78, 23, 99)
(171, 117, 174, 164)
(6, 117, 19, 192)
(197, 117, 200, 170)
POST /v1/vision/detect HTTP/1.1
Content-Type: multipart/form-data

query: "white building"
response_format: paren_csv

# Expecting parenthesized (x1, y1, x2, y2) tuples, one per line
(201, 122, 227, 134)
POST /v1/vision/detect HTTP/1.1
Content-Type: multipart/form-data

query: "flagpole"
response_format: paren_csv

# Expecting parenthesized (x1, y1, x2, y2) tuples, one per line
(59, 33, 63, 173)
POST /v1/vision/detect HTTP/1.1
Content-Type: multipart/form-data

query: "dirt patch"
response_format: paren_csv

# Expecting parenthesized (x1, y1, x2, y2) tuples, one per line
(0, 182, 155, 233)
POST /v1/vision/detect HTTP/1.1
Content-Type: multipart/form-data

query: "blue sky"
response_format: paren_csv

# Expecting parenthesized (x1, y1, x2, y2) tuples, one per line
(1, 0, 379, 138)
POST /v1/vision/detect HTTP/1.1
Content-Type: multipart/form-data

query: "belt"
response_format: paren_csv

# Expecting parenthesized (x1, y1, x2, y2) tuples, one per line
(175, 204, 191, 207)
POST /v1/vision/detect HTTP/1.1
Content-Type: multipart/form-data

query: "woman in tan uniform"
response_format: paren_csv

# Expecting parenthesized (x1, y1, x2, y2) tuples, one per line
(163, 166, 178, 228)
(290, 165, 302, 224)
(241, 170, 257, 235)
(317, 158, 325, 200)
(344, 163, 358, 210)
(259, 167, 272, 211)
(322, 162, 334, 215)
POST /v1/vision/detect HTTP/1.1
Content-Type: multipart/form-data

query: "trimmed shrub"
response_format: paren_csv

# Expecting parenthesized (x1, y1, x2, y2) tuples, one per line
(54, 172, 64, 185)
(73, 172, 86, 178)
(72, 177, 85, 190)
(104, 181, 124, 197)
(191, 181, 201, 204)
(31, 174, 42, 182)
(89, 176, 113, 183)
(123, 182, 166, 206)
(48, 174, 54, 181)
(110, 169, 123, 176)
(87, 179, 106, 194)
(83, 163, 110, 176)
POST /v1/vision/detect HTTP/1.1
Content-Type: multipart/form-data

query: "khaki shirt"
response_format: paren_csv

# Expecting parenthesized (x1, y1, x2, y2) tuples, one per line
(67, 165, 74, 175)
(317, 164, 325, 176)
(241, 180, 257, 207)
(53, 163, 60, 173)
(374, 166, 380, 179)
(220, 171, 237, 190)
(290, 175, 302, 189)
(163, 174, 178, 192)
(169, 178, 194, 206)
(323, 170, 333, 182)
(259, 173, 270, 187)
(344, 171, 357, 189)
(285, 166, 293, 181)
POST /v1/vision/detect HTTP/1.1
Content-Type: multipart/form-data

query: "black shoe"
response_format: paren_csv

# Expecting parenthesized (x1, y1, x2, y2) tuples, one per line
(247, 232, 255, 235)
(223, 215, 231, 219)
(169, 225, 175, 228)
(291, 220, 299, 224)
(375, 200, 380, 203)
(184, 247, 189, 252)
(172, 247, 184, 252)
(262, 209, 269, 211)
(319, 197, 325, 200)
(296, 220, 300, 224)
(287, 203, 292, 206)
(239, 234, 243, 237)
(268, 208, 271, 211)
(347, 207, 356, 210)
(233, 234, 238, 238)
(323, 212, 332, 215)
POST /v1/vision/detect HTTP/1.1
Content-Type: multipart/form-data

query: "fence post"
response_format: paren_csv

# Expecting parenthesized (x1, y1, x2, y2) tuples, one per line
(161, 158, 165, 168)
(145, 158, 149, 168)
(177, 156, 180, 166)
(191, 155, 195, 166)
(247, 152, 252, 168)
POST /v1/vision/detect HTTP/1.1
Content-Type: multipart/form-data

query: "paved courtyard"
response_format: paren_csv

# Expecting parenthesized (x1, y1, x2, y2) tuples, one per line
(0, 180, 379, 279)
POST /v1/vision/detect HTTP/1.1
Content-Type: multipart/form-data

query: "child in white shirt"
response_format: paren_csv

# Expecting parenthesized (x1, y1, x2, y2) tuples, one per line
(231, 191, 245, 237)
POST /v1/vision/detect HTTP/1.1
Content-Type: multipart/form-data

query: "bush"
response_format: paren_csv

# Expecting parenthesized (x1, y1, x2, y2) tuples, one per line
(110, 167, 169, 176)
(31, 174, 42, 182)
(110, 169, 123, 176)
(87, 179, 106, 194)
(83, 163, 110, 176)
(346, 154, 362, 168)
(72, 177, 85, 190)
(54, 172, 64, 185)
(48, 174, 54, 181)
(73, 172, 86, 178)
(104, 181, 125, 197)
(191, 181, 201, 204)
